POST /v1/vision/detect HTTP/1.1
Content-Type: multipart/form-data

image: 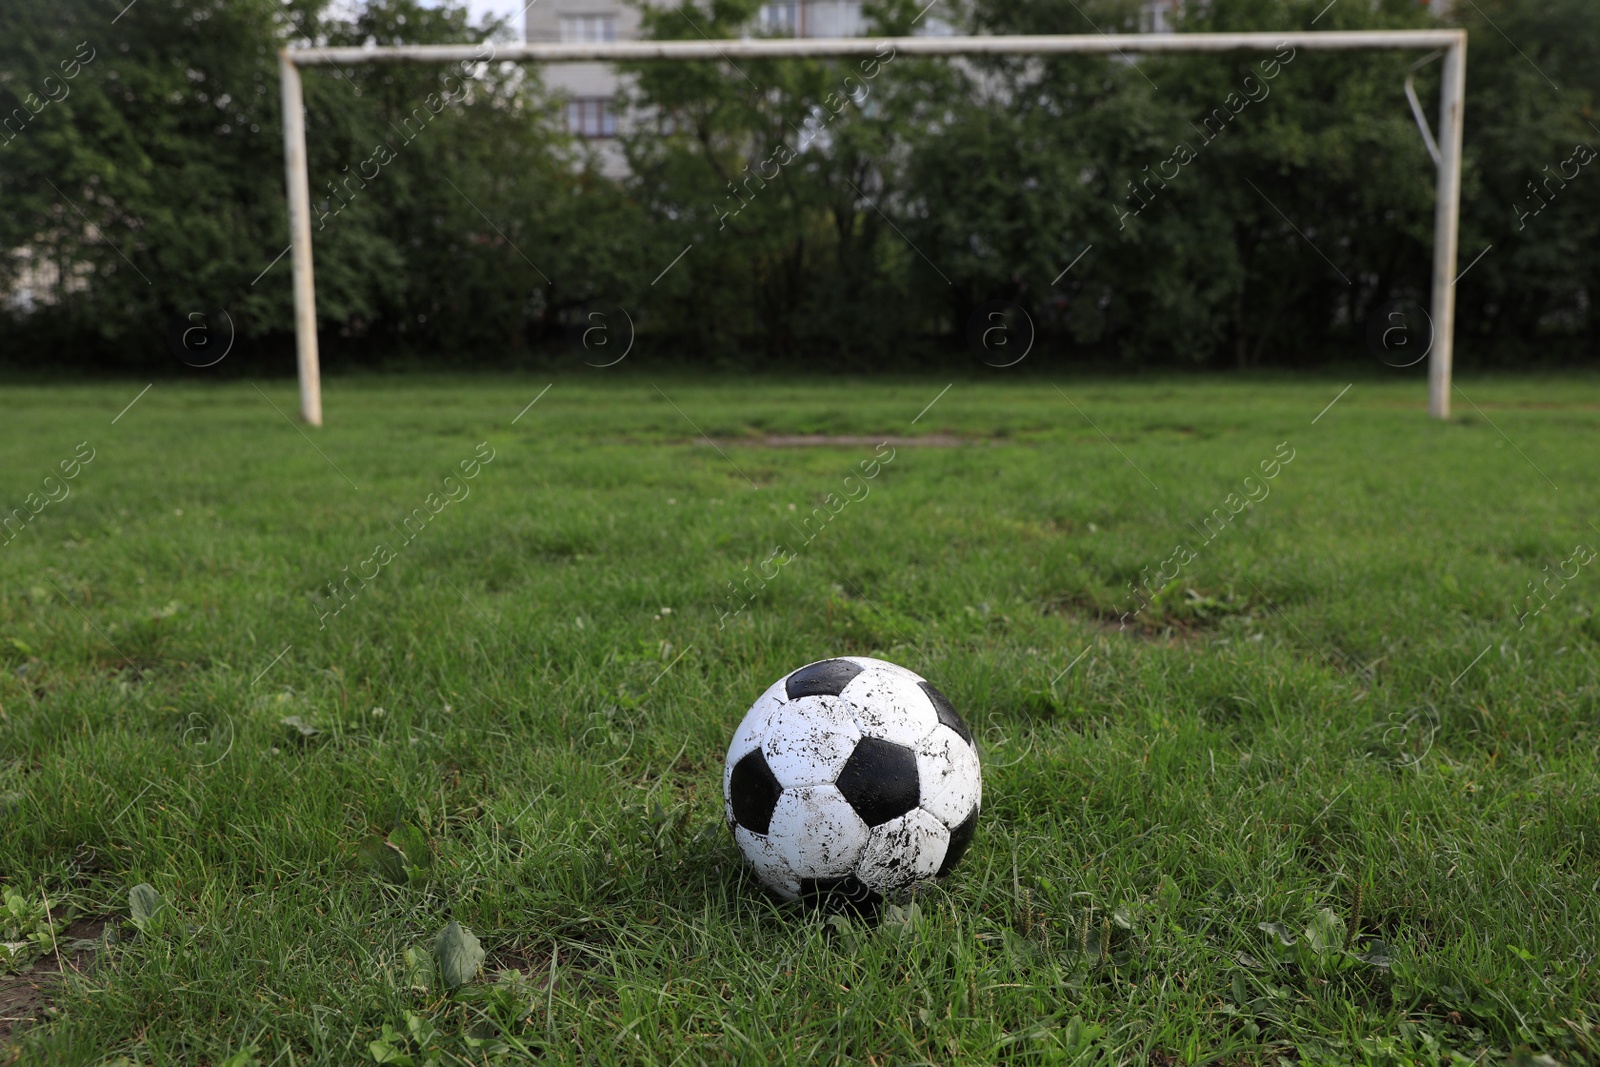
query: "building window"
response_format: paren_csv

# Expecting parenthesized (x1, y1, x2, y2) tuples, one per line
(566, 96, 617, 138)
(1139, 0, 1178, 33)
(758, 1, 797, 35)
(798, 0, 862, 39)
(560, 14, 618, 42)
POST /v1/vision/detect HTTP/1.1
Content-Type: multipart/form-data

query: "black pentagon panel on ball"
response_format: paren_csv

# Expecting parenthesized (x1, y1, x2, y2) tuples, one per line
(800, 874, 881, 914)
(835, 737, 919, 827)
(785, 658, 865, 699)
(728, 749, 783, 835)
(919, 681, 974, 747)
(937, 805, 978, 876)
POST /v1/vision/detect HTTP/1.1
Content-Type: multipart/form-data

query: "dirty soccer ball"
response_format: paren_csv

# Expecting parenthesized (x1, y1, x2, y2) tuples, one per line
(723, 656, 982, 907)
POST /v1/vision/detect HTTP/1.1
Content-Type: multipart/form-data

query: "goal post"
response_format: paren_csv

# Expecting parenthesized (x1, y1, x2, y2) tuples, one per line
(280, 28, 1467, 425)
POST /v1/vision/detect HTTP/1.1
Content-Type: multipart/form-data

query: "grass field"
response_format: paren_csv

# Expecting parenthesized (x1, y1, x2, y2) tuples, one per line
(1, 372, 1598, 1065)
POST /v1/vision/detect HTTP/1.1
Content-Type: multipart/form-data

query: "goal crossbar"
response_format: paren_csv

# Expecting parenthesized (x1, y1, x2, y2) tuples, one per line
(280, 29, 1467, 423)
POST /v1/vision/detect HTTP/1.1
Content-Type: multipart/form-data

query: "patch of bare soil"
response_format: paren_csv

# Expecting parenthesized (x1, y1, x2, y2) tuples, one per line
(694, 434, 983, 448)
(0, 916, 107, 1046)
(1040, 594, 1238, 645)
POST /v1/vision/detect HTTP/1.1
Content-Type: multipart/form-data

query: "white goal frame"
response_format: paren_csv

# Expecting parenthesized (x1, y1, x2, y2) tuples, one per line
(280, 29, 1467, 425)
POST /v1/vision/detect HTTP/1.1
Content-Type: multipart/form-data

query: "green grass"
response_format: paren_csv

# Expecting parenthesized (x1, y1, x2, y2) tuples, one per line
(2, 372, 1598, 1066)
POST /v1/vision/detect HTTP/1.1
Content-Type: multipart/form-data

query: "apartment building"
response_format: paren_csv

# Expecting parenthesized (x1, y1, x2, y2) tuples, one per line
(529, 0, 1450, 143)
(526, 0, 873, 144)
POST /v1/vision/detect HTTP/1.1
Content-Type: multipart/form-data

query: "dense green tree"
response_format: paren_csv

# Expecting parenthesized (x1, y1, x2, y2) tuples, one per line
(0, 0, 638, 367)
(0, 0, 290, 362)
(896, 0, 1448, 365)
(1449, 0, 1599, 355)
(617, 0, 963, 362)
(0, 0, 1593, 368)
(303, 1, 649, 356)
